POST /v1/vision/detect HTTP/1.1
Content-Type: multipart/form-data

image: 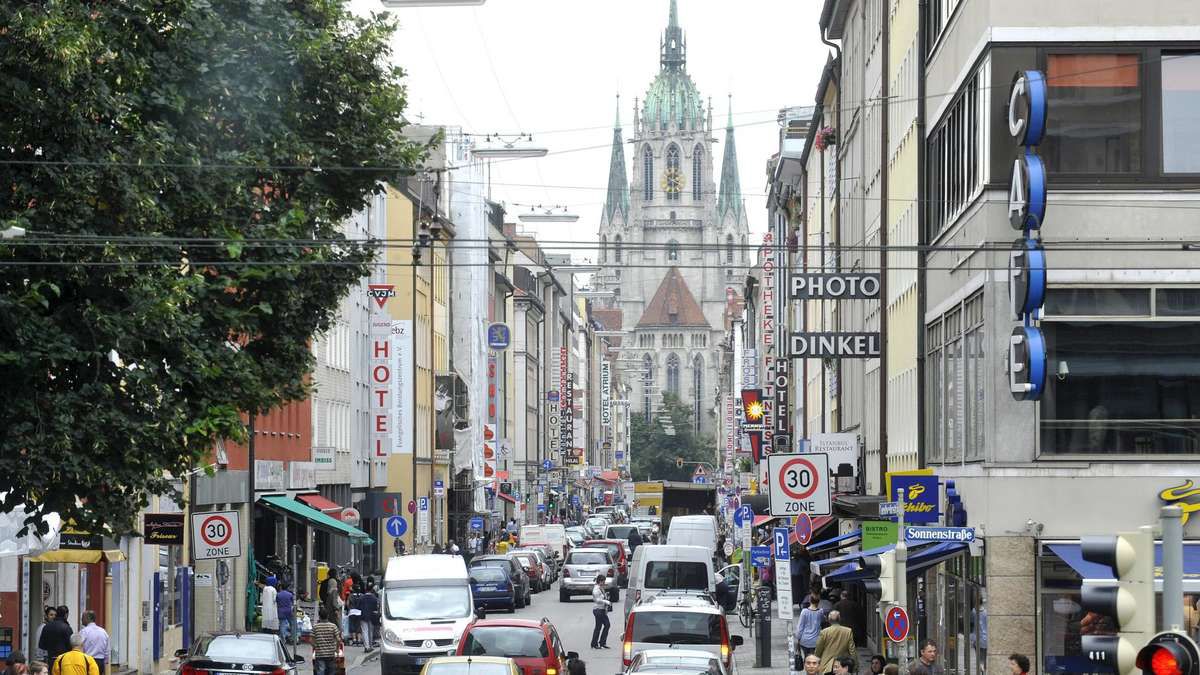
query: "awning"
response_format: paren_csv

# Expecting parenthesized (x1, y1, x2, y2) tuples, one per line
(497, 492, 517, 505)
(808, 528, 861, 554)
(821, 542, 967, 584)
(29, 549, 125, 564)
(597, 471, 620, 484)
(297, 494, 344, 514)
(1048, 542, 1200, 587)
(258, 495, 373, 544)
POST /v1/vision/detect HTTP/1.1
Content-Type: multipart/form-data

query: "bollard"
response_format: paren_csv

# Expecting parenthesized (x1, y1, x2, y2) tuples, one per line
(754, 585, 773, 667)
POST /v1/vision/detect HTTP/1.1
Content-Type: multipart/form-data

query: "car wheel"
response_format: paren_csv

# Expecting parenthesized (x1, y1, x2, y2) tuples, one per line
(559, 588, 569, 602)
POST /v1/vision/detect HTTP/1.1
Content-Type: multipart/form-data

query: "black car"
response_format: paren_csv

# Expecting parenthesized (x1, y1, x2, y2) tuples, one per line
(470, 555, 531, 609)
(176, 633, 304, 675)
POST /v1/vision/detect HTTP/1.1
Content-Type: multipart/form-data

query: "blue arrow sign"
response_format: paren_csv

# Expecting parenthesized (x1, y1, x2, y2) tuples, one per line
(734, 505, 753, 529)
(537, 504, 546, 512)
(750, 546, 771, 568)
(543, 459, 553, 471)
(693, 476, 707, 484)
(773, 527, 790, 559)
(385, 516, 407, 538)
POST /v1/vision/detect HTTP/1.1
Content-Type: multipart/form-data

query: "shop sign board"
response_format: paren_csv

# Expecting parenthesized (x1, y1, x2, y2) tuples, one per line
(789, 273, 881, 300)
(144, 513, 185, 546)
(789, 332, 881, 359)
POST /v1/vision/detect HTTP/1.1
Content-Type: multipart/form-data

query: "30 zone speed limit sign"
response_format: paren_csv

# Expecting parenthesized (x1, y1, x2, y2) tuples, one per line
(767, 453, 831, 517)
(191, 511, 242, 560)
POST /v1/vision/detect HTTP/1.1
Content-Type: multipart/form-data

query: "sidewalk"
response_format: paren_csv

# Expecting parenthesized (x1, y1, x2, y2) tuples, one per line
(729, 602, 797, 675)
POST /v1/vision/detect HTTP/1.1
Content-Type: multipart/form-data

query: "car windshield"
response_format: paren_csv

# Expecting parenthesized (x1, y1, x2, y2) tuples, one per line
(460, 627, 549, 658)
(513, 554, 535, 567)
(425, 663, 514, 675)
(199, 636, 280, 662)
(644, 562, 709, 590)
(641, 655, 719, 669)
(384, 585, 472, 621)
(630, 611, 723, 645)
(590, 543, 621, 560)
(607, 526, 637, 538)
(568, 552, 609, 565)
(586, 518, 607, 528)
(472, 568, 507, 583)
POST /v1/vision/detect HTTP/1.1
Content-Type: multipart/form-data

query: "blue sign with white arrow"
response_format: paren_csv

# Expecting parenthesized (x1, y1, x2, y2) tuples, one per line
(385, 516, 407, 538)
(543, 459, 553, 471)
(468, 516, 484, 531)
(773, 527, 790, 559)
(734, 505, 753, 529)
(750, 546, 771, 568)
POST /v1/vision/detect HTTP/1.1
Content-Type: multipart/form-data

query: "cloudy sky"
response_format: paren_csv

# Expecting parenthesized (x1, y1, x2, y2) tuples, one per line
(351, 0, 829, 260)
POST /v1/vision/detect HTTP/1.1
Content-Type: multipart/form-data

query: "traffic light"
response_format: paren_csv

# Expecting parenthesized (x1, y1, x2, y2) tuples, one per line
(1081, 530, 1156, 675)
(861, 549, 900, 604)
(1136, 632, 1200, 675)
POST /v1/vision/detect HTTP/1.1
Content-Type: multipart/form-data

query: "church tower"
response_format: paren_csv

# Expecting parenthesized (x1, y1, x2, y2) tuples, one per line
(595, 0, 750, 437)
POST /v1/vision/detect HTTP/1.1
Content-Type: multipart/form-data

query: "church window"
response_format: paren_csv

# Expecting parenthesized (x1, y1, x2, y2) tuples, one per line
(615, 235, 623, 263)
(600, 235, 607, 263)
(692, 354, 704, 432)
(643, 354, 654, 422)
(643, 146, 654, 201)
(741, 235, 748, 262)
(726, 234, 734, 263)
(666, 145, 681, 202)
(666, 353, 681, 397)
(692, 145, 703, 200)
(668, 239, 680, 262)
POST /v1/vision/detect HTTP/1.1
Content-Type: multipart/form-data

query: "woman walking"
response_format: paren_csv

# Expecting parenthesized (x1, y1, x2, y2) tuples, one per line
(589, 575, 612, 649)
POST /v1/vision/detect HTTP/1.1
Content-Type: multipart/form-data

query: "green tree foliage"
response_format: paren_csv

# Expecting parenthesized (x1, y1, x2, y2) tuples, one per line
(629, 394, 717, 482)
(0, 1, 424, 535)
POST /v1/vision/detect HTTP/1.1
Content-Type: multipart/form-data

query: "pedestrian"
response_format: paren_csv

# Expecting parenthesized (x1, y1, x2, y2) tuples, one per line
(868, 654, 886, 674)
(833, 656, 856, 674)
(1007, 654, 1030, 675)
(883, 666, 899, 675)
(496, 536, 510, 554)
(448, 539, 460, 555)
(358, 585, 380, 649)
(275, 582, 297, 661)
(38, 607, 72, 666)
(794, 594, 822, 659)
(28, 663, 46, 675)
(834, 590, 865, 645)
(589, 575, 612, 649)
(260, 577, 279, 634)
(311, 609, 341, 675)
(791, 544, 811, 605)
(4, 652, 28, 675)
(78, 612, 108, 673)
(907, 641, 942, 675)
(814, 610, 855, 675)
(347, 589, 363, 646)
(801, 654, 821, 675)
(56, 607, 71, 632)
(431, 543, 444, 555)
(341, 573, 353, 603)
(627, 527, 642, 554)
(35, 607, 56, 660)
(50, 635, 98, 675)
(319, 575, 341, 635)
(567, 658, 587, 675)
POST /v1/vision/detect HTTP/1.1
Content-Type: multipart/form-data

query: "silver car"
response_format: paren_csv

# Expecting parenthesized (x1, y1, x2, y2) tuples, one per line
(559, 547, 618, 603)
(621, 593, 742, 672)
(626, 648, 731, 675)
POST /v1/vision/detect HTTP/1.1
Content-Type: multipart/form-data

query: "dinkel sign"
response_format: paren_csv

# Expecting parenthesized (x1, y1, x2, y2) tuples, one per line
(191, 511, 241, 560)
(789, 273, 881, 300)
(789, 332, 881, 359)
(767, 453, 831, 517)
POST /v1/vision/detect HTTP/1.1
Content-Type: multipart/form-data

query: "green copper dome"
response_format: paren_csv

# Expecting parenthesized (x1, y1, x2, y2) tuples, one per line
(642, 0, 705, 132)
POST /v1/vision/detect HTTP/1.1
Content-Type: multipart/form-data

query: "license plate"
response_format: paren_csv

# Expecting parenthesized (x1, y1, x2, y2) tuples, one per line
(478, 585, 498, 592)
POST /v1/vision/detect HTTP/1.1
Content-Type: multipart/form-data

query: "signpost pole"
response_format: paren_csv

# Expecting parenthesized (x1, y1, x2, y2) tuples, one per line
(896, 487, 909, 671)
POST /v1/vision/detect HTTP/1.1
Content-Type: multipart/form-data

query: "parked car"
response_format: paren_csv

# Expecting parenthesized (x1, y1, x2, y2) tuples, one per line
(626, 648, 731, 675)
(559, 547, 618, 603)
(621, 592, 742, 671)
(469, 565, 519, 613)
(456, 618, 577, 675)
(515, 546, 557, 583)
(418, 656, 520, 675)
(583, 539, 630, 588)
(176, 633, 302, 675)
(583, 517, 609, 539)
(509, 551, 546, 592)
(469, 555, 531, 609)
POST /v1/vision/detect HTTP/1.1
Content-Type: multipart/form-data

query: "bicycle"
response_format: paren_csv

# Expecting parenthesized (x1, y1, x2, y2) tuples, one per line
(737, 589, 755, 635)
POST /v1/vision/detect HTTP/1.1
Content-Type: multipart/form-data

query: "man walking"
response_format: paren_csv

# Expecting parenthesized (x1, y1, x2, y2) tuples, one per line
(50, 636, 97, 675)
(834, 591, 865, 645)
(77, 613, 108, 673)
(814, 610, 855, 675)
(37, 608, 72, 666)
(627, 527, 643, 554)
(310, 609, 342, 675)
(908, 641, 943, 675)
(358, 587, 380, 649)
(276, 582, 297, 661)
(260, 577, 279, 634)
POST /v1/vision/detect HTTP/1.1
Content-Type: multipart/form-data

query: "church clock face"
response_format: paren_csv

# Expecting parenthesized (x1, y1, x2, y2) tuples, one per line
(661, 167, 684, 195)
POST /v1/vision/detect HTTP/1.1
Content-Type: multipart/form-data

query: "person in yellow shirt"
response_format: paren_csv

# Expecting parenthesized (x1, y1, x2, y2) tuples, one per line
(496, 538, 510, 554)
(52, 636, 98, 675)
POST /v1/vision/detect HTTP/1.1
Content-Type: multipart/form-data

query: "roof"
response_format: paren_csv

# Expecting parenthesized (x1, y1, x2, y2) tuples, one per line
(296, 493, 343, 513)
(636, 268, 710, 328)
(385, 553, 470, 585)
(422, 656, 514, 666)
(469, 618, 545, 630)
(634, 593, 721, 614)
(603, 96, 630, 224)
(717, 98, 744, 223)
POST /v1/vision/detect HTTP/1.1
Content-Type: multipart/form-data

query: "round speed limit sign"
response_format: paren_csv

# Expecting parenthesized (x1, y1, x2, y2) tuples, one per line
(766, 453, 831, 517)
(191, 510, 242, 560)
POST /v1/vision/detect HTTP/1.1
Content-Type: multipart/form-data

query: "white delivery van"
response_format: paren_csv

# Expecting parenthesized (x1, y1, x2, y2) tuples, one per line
(623, 544, 714, 616)
(665, 515, 717, 553)
(520, 523, 567, 561)
(381, 554, 477, 674)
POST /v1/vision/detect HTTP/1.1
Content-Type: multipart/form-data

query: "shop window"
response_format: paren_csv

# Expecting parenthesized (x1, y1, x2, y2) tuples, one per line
(1043, 287, 1151, 317)
(1163, 53, 1200, 173)
(1042, 53, 1142, 175)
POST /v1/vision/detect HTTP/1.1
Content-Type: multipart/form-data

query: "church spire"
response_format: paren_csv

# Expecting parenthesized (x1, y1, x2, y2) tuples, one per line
(604, 93, 630, 224)
(718, 95, 743, 223)
(660, 0, 686, 72)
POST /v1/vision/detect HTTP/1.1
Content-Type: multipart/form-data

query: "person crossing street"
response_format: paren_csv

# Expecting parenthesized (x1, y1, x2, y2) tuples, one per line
(589, 575, 612, 649)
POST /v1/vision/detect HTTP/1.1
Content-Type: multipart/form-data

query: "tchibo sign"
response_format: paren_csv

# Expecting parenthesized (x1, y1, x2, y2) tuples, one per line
(789, 273, 881, 300)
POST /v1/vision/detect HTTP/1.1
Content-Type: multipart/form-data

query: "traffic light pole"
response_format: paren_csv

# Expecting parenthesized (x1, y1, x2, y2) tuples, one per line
(1163, 504, 1185, 631)
(895, 487, 909, 672)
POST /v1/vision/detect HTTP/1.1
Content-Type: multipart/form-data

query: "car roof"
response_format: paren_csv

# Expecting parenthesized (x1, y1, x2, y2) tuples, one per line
(424, 655, 515, 665)
(385, 554, 469, 585)
(471, 555, 514, 562)
(638, 649, 721, 660)
(568, 547, 611, 555)
(469, 619, 546, 630)
(634, 594, 721, 614)
(203, 632, 278, 641)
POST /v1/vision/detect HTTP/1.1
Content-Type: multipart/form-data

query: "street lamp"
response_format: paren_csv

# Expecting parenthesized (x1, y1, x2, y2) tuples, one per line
(518, 206, 580, 223)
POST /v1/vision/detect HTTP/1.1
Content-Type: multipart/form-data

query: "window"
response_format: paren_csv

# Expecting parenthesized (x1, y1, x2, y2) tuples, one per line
(643, 561, 709, 590)
(926, 291, 984, 464)
(628, 611, 723, 644)
(1042, 53, 1142, 175)
(1162, 53, 1200, 173)
(924, 0, 962, 55)
(692, 145, 703, 200)
(927, 68, 983, 240)
(461, 627, 549, 658)
(667, 239, 680, 262)
(615, 235, 623, 263)
(643, 146, 654, 201)
(725, 234, 734, 263)
(643, 354, 654, 422)
(1041, 286, 1200, 455)
(666, 353, 680, 396)
(666, 144, 681, 201)
(692, 355, 704, 433)
(600, 235, 607, 263)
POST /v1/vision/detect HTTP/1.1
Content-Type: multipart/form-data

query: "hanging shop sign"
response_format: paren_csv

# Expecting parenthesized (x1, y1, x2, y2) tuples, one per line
(789, 273, 881, 300)
(600, 360, 612, 429)
(1007, 69, 1050, 402)
(789, 332, 881, 359)
(391, 320, 414, 454)
(885, 472, 940, 525)
(772, 358, 791, 452)
(741, 347, 759, 389)
(143, 513, 185, 546)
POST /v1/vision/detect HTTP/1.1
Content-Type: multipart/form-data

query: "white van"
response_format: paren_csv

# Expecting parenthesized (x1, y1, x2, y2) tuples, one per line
(665, 515, 717, 552)
(381, 554, 477, 673)
(623, 544, 714, 616)
(519, 523, 567, 561)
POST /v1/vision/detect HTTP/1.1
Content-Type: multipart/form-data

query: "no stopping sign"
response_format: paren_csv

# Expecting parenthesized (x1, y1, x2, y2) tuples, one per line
(767, 453, 830, 517)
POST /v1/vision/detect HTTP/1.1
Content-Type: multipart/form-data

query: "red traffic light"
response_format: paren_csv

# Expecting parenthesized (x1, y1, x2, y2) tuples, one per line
(1149, 647, 1182, 675)
(1136, 633, 1199, 675)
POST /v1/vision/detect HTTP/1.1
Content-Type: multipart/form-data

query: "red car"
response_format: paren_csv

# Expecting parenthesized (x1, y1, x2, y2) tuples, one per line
(456, 618, 578, 675)
(583, 539, 629, 587)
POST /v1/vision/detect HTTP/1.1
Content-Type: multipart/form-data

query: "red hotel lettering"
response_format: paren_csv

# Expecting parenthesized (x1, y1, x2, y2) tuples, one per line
(375, 415, 388, 432)
(373, 340, 389, 358)
(373, 389, 388, 406)
(373, 365, 390, 383)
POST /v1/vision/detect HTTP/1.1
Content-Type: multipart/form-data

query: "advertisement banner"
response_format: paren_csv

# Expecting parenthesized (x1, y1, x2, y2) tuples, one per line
(391, 320, 414, 454)
(370, 313, 393, 458)
(886, 472, 940, 524)
(810, 432, 858, 478)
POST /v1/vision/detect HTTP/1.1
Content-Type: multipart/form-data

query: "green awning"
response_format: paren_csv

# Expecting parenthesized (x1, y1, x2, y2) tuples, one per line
(258, 495, 374, 544)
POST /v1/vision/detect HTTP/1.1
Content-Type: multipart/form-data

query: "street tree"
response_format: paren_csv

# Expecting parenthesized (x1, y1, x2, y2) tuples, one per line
(0, 1, 424, 535)
(629, 394, 717, 482)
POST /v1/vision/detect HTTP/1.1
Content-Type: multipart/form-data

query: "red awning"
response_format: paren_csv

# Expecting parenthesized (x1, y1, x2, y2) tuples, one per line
(597, 471, 620, 483)
(750, 514, 836, 544)
(497, 491, 517, 504)
(297, 493, 343, 514)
